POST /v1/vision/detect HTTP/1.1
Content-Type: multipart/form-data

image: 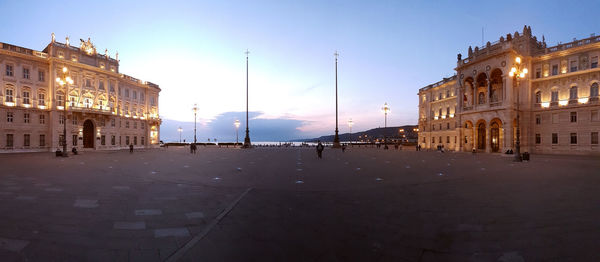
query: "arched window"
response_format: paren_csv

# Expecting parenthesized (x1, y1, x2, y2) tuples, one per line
(591, 83, 599, 97)
(38, 91, 46, 106)
(478, 92, 485, 104)
(569, 86, 578, 100)
(535, 91, 542, 103)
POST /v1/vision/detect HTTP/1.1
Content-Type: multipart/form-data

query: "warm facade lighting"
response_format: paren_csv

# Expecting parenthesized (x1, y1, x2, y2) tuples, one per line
(578, 97, 589, 104)
(541, 102, 550, 108)
(442, 115, 447, 119)
(434, 116, 439, 120)
(5, 102, 15, 107)
(449, 114, 455, 118)
(559, 100, 568, 106)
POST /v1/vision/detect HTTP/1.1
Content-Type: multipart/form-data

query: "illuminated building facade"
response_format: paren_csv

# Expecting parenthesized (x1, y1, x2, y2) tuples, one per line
(0, 35, 161, 153)
(419, 26, 600, 155)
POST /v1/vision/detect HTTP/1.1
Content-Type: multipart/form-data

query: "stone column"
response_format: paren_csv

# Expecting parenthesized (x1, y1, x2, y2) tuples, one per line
(485, 124, 491, 153)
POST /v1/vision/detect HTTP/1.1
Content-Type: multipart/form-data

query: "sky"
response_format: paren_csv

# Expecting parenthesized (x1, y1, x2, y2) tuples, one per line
(1, 0, 598, 142)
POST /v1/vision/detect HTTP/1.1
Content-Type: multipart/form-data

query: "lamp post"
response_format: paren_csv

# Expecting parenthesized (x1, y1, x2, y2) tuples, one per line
(381, 102, 390, 149)
(192, 104, 198, 145)
(243, 49, 252, 148)
(177, 127, 182, 143)
(347, 118, 353, 146)
(509, 56, 528, 162)
(55, 66, 73, 156)
(234, 120, 240, 145)
(332, 51, 341, 148)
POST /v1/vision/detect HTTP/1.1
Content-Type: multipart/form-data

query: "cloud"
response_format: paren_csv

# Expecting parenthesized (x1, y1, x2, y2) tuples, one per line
(160, 111, 311, 142)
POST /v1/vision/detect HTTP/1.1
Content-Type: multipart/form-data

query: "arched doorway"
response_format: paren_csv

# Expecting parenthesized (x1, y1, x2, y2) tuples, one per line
(491, 122, 500, 152)
(83, 119, 94, 148)
(477, 122, 486, 150)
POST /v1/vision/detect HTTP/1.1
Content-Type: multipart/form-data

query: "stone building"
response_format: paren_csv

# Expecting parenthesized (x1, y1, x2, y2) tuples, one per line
(0, 35, 161, 153)
(419, 26, 600, 155)
(417, 76, 459, 150)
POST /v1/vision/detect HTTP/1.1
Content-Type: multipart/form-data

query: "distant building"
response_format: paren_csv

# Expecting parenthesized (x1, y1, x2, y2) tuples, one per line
(419, 26, 600, 155)
(0, 35, 161, 153)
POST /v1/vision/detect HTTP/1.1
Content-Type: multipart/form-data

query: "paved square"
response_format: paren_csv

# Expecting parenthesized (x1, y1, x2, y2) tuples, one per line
(0, 146, 599, 261)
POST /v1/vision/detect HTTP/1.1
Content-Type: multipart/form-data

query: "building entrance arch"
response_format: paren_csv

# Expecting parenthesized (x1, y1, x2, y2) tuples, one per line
(477, 122, 486, 150)
(491, 122, 500, 152)
(83, 119, 94, 148)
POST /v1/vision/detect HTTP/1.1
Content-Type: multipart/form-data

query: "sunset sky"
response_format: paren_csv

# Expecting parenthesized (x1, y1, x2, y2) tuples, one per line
(1, 0, 598, 141)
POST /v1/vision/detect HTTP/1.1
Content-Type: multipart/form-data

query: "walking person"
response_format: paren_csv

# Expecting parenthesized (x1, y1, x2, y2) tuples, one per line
(129, 144, 134, 153)
(316, 140, 324, 159)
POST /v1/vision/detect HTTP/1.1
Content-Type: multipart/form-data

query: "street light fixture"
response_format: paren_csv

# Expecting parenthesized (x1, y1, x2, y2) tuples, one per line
(55, 66, 73, 157)
(234, 120, 240, 145)
(509, 56, 528, 162)
(243, 49, 252, 148)
(177, 127, 182, 143)
(332, 51, 342, 148)
(381, 102, 390, 149)
(192, 104, 198, 146)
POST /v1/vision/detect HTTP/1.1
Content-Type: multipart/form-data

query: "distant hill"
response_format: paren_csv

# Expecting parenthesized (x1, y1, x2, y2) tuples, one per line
(294, 125, 418, 142)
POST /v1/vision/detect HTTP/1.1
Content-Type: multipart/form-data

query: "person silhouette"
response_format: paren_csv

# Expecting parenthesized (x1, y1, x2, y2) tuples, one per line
(316, 141, 324, 159)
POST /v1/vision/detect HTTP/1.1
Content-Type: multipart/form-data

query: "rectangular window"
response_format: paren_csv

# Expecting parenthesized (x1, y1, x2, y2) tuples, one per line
(59, 135, 65, 146)
(570, 60, 578, 72)
(552, 65, 558, 75)
(57, 93, 64, 106)
(570, 133, 577, 144)
(6, 89, 14, 102)
(98, 81, 104, 90)
(141, 123, 145, 130)
(535, 114, 541, 125)
(72, 116, 77, 125)
(140, 93, 145, 102)
(133, 91, 137, 100)
(592, 56, 598, 69)
(134, 121, 137, 129)
(141, 137, 145, 145)
(570, 112, 577, 123)
(110, 81, 115, 92)
(38, 93, 45, 106)
(552, 133, 558, 144)
(38, 71, 45, 82)
(134, 136, 137, 145)
(39, 114, 45, 124)
(23, 91, 30, 104)
(24, 134, 30, 147)
(111, 118, 115, 127)
(551, 90, 558, 102)
(592, 132, 599, 145)
(552, 113, 559, 124)
(125, 89, 129, 98)
(150, 97, 155, 106)
(535, 134, 541, 144)
(126, 136, 130, 145)
(6, 65, 14, 76)
(85, 79, 92, 87)
(59, 114, 65, 124)
(535, 69, 541, 79)
(24, 113, 30, 123)
(446, 136, 450, 143)
(111, 135, 115, 145)
(6, 134, 13, 147)
(432, 137, 435, 143)
(39, 134, 45, 146)
(569, 87, 578, 100)
(73, 134, 78, 146)
(7, 112, 13, 123)
(126, 121, 129, 128)
(101, 135, 106, 145)
(23, 68, 30, 79)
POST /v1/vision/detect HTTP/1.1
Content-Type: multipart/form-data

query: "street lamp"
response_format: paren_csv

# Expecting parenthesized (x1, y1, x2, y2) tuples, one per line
(177, 127, 182, 143)
(381, 102, 390, 149)
(347, 118, 353, 146)
(234, 120, 240, 145)
(55, 66, 73, 156)
(332, 51, 341, 148)
(192, 104, 198, 145)
(509, 56, 528, 162)
(243, 49, 252, 148)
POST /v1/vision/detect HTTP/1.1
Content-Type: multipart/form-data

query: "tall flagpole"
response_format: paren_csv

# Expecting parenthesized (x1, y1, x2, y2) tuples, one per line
(332, 51, 341, 148)
(243, 49, 252, 148)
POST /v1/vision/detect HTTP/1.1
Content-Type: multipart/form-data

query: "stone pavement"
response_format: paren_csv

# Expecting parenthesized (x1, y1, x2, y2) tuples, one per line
(0, 146, 599, 261)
